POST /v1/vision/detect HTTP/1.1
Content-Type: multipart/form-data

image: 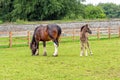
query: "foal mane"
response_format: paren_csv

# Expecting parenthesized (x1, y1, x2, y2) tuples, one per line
(80, 24, 88, 32)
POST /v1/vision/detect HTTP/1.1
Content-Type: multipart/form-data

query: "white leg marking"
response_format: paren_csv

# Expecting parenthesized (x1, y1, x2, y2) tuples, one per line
(85, 49, 88, 56)
(85, 44, 88, 56)
(44, 47, 46, 53)
(80, 43, 84, 56)
(88, 47, 93, 55)
(53, 43, 58, 56)
(35, 49, 38, 55)
(90, 50, 93, 55)
(80, 50, 83, 56)
(43, 47, 47, 56)
(87, 42, 93, 55)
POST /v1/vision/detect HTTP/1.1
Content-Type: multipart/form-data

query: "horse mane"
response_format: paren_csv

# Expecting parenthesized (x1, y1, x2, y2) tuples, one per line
(30, 26, 41, 48)
(81, 26, 85, 32)
(80, 24, 88, 32)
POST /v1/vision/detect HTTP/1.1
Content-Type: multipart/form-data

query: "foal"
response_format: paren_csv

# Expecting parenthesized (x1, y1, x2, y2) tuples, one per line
(80, 24, 93, 56)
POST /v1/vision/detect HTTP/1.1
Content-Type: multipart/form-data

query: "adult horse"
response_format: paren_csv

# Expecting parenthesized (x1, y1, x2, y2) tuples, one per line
(30, 24, 62, 57)
(80, 24, 93, 56)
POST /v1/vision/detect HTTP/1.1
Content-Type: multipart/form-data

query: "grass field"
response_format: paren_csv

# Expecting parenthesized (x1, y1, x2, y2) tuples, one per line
(0, 37, 120, 80)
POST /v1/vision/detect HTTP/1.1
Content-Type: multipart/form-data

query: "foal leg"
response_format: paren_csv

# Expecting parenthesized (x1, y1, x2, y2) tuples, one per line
(87, 42, 93, 55)
(43, 41, 47, 56)
(80, 43, 84, 56)
(53, 40, 58, 57)
(85, 43, 88, 56)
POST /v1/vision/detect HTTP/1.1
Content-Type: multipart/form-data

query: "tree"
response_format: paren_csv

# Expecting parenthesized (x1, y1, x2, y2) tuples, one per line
(0, 0, 109, 22)
(63, 0, 85, 20)
(0, 0, 14, 21)
(0, 0, 86, 21)
(98, 3, 120, 18)
(84, 4, 106, 19)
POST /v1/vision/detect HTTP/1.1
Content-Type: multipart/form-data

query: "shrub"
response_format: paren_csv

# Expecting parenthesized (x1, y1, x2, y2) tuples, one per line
(0, 20, 3, 24)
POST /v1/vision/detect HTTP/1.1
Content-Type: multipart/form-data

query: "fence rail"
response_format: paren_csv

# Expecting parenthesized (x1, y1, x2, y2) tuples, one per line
(0, 27, 120, 47)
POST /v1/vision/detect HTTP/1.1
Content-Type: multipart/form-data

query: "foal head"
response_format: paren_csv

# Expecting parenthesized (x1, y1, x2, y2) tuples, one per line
(81, 24, 92, 34)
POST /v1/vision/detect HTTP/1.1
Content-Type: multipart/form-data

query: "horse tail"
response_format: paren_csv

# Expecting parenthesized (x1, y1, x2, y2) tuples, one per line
(57, 25, 62, 37)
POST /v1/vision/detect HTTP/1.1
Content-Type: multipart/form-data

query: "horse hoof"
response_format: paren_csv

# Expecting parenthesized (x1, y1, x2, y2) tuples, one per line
(32, 54, 39, 56)
(43, 52, 47, 56)
(80, 54, 83, 56)
(43, 54, 47, 56)
(90, 53, 93, 56)
(53, 55, 58, 57)
(36, 54, 39, 56)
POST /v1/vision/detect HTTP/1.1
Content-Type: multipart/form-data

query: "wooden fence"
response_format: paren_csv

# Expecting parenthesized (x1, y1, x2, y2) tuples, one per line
(62, 27, 120, 40)
(0, 27, 120, 47)
(0, 31, 31, 47)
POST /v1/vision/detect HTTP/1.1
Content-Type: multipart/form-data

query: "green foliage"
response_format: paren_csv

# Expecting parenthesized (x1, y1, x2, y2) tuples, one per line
(1, 0, 85, 21)
(15, 19, 28, 24)
(0, 0, 14, 21)
(0, 20, 3, 24)
(3, 0, 120, 22)
(84, 5, 106, 19)
(98, 3, 120, 18)
(0, 38, 120, 79)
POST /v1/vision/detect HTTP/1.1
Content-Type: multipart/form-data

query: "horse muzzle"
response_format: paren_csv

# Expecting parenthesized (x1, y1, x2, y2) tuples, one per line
(88, 31, 92, 34)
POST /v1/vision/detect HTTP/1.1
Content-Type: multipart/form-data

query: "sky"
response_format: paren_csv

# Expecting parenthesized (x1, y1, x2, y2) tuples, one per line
(82, 0, 120, 5)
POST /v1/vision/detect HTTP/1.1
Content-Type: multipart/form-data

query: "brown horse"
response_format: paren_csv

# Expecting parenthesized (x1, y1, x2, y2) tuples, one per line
(80, 24, 93, 56)
(30, 24, 62, 57)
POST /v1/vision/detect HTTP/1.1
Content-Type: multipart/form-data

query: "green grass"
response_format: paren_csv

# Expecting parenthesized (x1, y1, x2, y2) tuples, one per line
(0, 37, 120, 80)
(1, 18, 113, 25)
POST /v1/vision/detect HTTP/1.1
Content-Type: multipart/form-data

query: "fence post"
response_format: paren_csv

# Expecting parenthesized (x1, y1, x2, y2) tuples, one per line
(97, 27, 100, 39)
(108, 27, 111, 39)
(27, 31, 30, 47)
(72, 28, 75, 41)
(119, 27, 120, 37)
(9, 31, 12, 47)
